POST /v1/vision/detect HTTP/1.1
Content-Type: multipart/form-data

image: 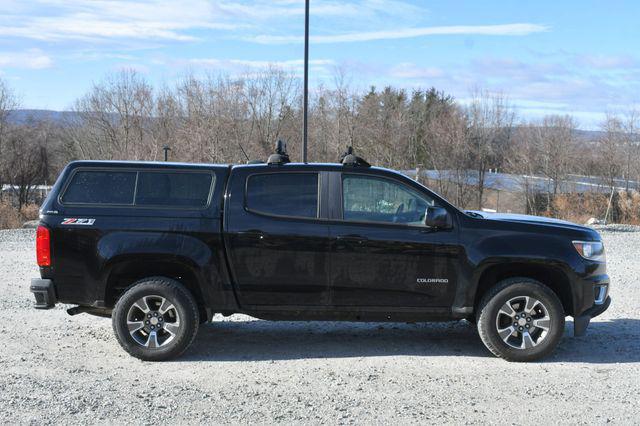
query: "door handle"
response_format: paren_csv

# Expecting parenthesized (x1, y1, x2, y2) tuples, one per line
(236, 230, 281, 247)
(336, 234, 368, 244)
(237, 230, 268, 240)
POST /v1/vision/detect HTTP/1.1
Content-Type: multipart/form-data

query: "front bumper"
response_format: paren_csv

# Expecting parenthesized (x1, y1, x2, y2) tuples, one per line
(574, 295, 611, 336)
(30, 278, 56, 309)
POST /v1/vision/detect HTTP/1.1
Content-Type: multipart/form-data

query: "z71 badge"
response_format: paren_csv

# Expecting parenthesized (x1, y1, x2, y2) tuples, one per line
(61, 218, 95, 225)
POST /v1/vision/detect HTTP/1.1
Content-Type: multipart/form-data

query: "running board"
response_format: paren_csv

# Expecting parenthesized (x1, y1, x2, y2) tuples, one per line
(67, 306, 112, 318)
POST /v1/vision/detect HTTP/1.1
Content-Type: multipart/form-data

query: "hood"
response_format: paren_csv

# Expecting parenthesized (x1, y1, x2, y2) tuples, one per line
(465, 210, 584, 228)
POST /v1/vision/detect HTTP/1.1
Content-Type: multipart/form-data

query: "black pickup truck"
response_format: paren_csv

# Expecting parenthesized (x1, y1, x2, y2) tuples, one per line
(30, 147, 611, 361)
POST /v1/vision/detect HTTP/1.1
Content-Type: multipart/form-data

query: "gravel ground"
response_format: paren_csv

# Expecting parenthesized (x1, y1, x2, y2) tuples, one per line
(1, 227, 639, 425)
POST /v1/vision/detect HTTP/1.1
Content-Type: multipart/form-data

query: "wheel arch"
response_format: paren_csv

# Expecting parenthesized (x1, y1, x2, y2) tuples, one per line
(104, 258, 209, 320)
(474, 262, 574, 316)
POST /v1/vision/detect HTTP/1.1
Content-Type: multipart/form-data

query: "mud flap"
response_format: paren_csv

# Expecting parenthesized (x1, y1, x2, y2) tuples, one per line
(574, 315, 591, 337)
(573, 296, 611, 337)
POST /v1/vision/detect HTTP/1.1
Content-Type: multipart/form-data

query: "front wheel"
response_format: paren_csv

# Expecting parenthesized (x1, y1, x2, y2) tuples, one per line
(112, 277, 199, 361)
(476, 278, 565, 362)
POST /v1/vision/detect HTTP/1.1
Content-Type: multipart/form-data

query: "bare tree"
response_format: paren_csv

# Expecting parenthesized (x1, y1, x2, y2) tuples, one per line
(2, 124, 49, 209)
(598, 114, 625, 190)
(242, 67, 299, 158)
(622, 109, 640, 191)
(0, 78, 18, 200)
(466, 90, 515, 209)
(538, 115, 577, 211)
(66, 70, 156, 161)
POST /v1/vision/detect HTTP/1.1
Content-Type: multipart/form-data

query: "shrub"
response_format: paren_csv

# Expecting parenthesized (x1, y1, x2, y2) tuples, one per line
(20, 203, 40, 221)
(617, 190, 640, 225)
(0, 200, 23, 229)
(0, 201, 41, 229)
(553, 192, 611, 224)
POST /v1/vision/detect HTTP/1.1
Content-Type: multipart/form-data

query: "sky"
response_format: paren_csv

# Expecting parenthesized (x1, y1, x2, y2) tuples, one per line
(0, 0, 639, 129)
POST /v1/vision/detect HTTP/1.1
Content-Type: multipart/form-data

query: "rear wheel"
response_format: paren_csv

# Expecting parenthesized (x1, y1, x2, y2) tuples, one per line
(112, 277, 199, 361)
(476, 278, 565, 362)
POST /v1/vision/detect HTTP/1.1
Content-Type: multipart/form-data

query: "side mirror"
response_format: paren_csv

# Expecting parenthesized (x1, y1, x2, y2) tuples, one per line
(425, 206, 452, 229)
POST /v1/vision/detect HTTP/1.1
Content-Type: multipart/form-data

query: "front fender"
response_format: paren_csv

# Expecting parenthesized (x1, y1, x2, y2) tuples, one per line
(452, 229, 583, 316)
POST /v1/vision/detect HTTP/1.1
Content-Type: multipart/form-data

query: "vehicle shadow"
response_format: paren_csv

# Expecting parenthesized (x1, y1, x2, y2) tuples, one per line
(182, 317, 640, 363)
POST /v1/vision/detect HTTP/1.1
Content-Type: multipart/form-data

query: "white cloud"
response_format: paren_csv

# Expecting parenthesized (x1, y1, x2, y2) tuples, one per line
(0, 0, 242, 42)
(176, 58, 336, 76)
(0, 49, 53, 69)
(389, 63, 445, 79)
(217, 0, 426, 22)
(576, 54, 638, 69)
(249, 23, 550, 44)
(186, 58, 334, 67)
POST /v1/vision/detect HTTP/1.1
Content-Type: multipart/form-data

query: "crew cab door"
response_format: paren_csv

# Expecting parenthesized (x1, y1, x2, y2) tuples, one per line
(224, 168, 331, 307)
(328, 171, 460, 308)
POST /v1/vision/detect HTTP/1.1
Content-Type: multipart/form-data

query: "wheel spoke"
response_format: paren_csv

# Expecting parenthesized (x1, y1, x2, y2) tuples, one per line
(127, 320, 144, 333)
(133, 296, 152, 313)
(164, 322, 180, 336)
(521, 331, 535, 349)
(533, 316, 550, 331)
(499, 302, 516, 318)
(497, 325, 516, 342)
(159, 298, 175, 315)
(523, 296, 539, 314)
(145, 331, 159, 348)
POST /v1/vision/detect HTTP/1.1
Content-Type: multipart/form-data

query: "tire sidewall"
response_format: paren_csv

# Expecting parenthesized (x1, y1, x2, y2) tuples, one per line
(112, 278, 199, 361)
(478, 281, 565, 361)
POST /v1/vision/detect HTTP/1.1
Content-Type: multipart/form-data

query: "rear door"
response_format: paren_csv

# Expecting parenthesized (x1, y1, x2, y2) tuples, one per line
(224, 167, 332, 307)
(328, 171, 461, 308)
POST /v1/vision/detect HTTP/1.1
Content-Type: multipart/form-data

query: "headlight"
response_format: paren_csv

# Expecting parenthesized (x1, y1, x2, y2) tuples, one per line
(573, 240, 606, 262)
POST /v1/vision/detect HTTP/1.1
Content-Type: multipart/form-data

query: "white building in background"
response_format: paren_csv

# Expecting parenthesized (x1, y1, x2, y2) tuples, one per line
(1, 184, 52, 204)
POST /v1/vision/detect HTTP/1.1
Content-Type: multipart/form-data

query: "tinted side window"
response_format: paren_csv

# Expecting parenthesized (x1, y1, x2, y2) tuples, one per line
(62, 171, 136, 204)
(247, 173, 318, 218)
(342, 175, 434, 225)
(135, 172, 214, 208)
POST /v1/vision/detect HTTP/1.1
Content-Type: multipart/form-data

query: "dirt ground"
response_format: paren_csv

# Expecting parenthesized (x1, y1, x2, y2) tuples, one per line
(1, 228, 639, 424)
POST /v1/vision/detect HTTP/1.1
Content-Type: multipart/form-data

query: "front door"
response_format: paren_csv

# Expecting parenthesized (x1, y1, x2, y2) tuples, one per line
(328, 172, 460, 308)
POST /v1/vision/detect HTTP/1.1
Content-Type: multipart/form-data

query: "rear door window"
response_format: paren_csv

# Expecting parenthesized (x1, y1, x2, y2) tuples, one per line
(246, 173, 319, 218)
(61, 170, 136, 205)
(135, 171, 214, 208)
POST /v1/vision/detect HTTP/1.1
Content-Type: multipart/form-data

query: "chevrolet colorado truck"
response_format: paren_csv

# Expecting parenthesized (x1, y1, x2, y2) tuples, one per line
(30, 146, 611, 361)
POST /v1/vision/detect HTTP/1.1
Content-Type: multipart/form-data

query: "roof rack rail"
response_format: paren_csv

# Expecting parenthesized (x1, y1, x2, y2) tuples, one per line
(339, 146, 370, 167)
(267, 140, 290, 165)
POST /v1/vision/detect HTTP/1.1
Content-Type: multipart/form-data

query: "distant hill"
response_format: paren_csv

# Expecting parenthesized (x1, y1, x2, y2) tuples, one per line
(5, 109, 608, 142)
(7, 109, 79, 125)
(574, 129, 606, 142)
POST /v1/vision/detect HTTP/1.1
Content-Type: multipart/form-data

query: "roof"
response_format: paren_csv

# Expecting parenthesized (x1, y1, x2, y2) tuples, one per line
(67, 160, 230, 170)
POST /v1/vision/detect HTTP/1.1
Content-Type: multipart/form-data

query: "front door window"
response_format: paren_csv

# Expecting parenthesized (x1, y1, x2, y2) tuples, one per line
(342, 175, 434, 225)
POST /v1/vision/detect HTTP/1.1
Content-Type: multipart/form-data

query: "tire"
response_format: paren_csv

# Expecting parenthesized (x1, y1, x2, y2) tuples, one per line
(476, 278, 565, 362)
(112, 277, 200, 361)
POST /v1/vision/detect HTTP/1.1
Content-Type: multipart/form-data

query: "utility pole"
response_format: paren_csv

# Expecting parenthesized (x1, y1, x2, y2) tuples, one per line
(302, 0, 310, 163)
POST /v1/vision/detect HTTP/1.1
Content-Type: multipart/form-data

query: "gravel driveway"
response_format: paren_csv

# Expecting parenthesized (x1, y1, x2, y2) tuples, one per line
(1, 227, 639, 424)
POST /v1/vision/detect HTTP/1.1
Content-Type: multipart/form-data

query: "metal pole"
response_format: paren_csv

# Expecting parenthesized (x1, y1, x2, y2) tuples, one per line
(163, 145, 171, 162)
(302, 0, 309, 163)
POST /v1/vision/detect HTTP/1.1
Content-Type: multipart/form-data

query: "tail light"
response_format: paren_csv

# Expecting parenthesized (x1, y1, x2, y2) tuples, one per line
(36, 225, 51, 267)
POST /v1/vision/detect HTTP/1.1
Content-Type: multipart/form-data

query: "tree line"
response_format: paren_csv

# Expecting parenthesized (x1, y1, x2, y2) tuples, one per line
(0, 68, 639, 224)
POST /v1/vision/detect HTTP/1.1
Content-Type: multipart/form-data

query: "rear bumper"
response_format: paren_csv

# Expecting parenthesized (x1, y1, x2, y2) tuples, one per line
(30, 278, 57, 309)
(574, 296, 611, 337)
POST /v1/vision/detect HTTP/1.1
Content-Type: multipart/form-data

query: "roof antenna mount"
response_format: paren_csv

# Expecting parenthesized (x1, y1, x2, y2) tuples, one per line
(267, 140, 291, 165)
(340, 146, 370, 167)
